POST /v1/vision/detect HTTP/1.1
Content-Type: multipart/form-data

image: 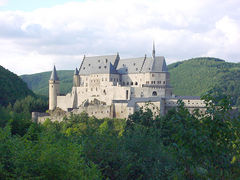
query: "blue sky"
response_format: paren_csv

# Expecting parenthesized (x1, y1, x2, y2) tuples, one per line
(0, 0, 84, 11)
(0, 0, 240, 75)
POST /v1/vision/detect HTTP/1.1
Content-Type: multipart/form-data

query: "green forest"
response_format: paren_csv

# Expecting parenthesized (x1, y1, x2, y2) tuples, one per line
(1, 94, 240, 179)
(21, 57, 240, 106)
(0, 66, 34, 106)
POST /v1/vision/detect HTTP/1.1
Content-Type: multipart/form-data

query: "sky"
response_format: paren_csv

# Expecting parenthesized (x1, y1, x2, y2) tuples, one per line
(0, 0, 239, 75)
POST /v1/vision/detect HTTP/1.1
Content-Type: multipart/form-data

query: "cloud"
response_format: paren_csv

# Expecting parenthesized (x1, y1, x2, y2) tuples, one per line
(0, 0, 240, 74)
(0, 0, 8, 6)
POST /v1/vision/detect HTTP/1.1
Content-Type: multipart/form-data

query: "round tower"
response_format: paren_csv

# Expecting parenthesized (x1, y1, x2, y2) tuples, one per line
(49, 65, 60, 111)
(73, 68, 80, 87)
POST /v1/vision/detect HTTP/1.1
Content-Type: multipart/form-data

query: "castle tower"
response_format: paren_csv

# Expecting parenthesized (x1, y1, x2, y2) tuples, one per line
(49, 65, 60, 110)
(73, 68, 80, 87)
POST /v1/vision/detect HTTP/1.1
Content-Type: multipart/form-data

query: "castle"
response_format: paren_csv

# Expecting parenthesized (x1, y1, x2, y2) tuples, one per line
(48, 44, 205, 119)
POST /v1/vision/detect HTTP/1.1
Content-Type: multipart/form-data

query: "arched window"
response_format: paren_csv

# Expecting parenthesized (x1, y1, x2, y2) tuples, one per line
(135, 82, 138, 85)
(152, 91, 157, 96)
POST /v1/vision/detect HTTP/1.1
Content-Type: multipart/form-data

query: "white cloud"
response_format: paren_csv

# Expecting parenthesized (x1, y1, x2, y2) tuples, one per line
(0, 0, 240, 74)
(0, 0, 8, 6)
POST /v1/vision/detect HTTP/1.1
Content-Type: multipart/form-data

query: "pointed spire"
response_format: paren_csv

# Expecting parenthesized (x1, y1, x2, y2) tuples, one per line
(50, 65, 59, 81)
(152, 41, 156, 58)
(74, 67, 79, 75)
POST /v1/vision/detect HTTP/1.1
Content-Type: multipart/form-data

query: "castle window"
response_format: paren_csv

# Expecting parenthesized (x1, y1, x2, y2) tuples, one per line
(135, 82, 138, 85)
(96, 87, 97, 91)
(103, 90, 106, 95)
(136, 68, 138, 71)
(131, 82, 133, 85)
(126, 90, 129, 99)
(102, 78, 104, 81)
(83, 67, 85, 70)
(151, 81, 153, 84)
(123, 82, 125, 86)
(127, 82, 129, 85)
(146, 81, 149, 84)
(111, 78, 112, 81)
(126, 69, 128, 72)
(91, 88, 93, 91)
(104, 66, 107, 68)
(89, 64, 91, 66)
(98, 60, 100, 62)
(105, 78, 107, 81)
(106, 59, 108, 63)
(153, 81, 155, 84)
(152, 91, 157, 96)
(114, 78, 115, 82)
(152, 74, 154, 77)
(163, 81, 165, 84)
(133, 63, 136, 66)
(99, 66, 101, 69)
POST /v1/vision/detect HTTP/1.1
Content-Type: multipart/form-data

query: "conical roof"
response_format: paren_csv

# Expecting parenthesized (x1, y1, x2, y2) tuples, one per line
(50, 65, 59, 81)
(74, 68, 79, 75)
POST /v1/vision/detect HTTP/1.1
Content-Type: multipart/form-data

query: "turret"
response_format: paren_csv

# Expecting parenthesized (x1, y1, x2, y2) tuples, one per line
(73, 68, 80, 87)
(152, 41, 156, 59)
(49, 65, 60, 110)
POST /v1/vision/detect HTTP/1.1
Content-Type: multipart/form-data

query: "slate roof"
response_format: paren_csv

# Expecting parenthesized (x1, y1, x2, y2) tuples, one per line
(116, 57, 146, 74)
(164, 96, 201, 100)
(117, 56, 168, 74)
(50, 65, 59, 81)
(79, 55, 119, 75)
(79, 54, 168, 75)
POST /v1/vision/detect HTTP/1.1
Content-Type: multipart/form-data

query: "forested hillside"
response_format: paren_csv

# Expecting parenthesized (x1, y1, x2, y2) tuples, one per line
(168, 57, 240, 105)
(0, 65, 34, 106)
(21, 57, 240, 105)
(21, 70, 74, 96)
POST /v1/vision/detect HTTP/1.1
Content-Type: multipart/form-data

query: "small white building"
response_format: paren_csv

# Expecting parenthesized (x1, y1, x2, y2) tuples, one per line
(49, 44, 205, 119)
